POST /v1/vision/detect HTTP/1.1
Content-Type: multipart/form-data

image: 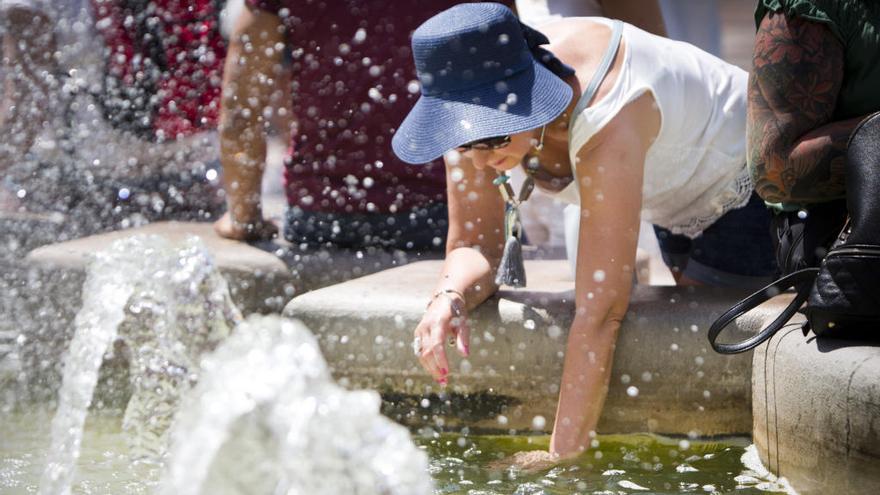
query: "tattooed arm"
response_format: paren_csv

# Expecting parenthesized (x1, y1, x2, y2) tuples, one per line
(748, 12, 864, 204)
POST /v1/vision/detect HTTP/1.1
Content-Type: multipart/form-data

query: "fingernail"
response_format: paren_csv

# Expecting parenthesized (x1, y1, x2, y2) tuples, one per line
(463, 344, 470, 356)
(439, 378, 448, 386)
(440, 368, 448, 375)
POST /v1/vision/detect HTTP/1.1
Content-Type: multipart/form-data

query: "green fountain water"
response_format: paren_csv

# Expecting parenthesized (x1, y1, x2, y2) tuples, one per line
(1, 410, 791, 495)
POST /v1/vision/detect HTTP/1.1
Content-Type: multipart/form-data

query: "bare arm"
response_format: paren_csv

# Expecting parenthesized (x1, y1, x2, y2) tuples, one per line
(599, 0, 666, 37)
(440, 154, 507, 309)
(748, 12, 862, 204)
(550, 94, 653, 459)
(414, 153, 507, 383)
(214, 5, 285, 240)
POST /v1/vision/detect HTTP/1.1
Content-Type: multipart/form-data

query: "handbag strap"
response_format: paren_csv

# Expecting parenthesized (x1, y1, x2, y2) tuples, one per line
(707, 268, 818, 354)
(568, 20, 623, 142)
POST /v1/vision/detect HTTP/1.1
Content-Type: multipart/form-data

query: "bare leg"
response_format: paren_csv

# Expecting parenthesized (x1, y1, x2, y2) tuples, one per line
(0, 7, 56, 174)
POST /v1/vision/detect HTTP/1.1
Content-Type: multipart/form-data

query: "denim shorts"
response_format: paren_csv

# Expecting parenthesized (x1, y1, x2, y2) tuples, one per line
(653, 192, 777, 289)
(284, 203, 448, 251)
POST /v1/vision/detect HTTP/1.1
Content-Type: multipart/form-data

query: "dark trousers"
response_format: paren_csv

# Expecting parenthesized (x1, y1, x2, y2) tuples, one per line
(284, 203, 448, 251)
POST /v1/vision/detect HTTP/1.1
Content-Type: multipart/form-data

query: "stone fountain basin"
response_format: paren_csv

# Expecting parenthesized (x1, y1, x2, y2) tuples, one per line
(10, 222, 880, 495)
(284, 260, 880, 495)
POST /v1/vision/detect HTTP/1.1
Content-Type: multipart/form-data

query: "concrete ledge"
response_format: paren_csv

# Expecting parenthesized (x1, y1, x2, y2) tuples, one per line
(285, 260, 776, 435)
(22, 221, 444, 315)
(1, 210, 68, 262)
(25, 221, 295, 315)
(753, 321, 880, 495)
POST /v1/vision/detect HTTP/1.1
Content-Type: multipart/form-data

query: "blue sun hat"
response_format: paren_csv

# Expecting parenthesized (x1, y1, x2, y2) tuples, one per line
(392, 2, 574, 164)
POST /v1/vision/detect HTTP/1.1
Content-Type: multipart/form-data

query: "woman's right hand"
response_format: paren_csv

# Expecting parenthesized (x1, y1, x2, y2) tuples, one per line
(414, 293, 470, 385)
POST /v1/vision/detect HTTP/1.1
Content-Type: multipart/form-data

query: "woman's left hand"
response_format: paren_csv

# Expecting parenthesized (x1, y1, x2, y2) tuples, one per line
(488, 450, 560, 473)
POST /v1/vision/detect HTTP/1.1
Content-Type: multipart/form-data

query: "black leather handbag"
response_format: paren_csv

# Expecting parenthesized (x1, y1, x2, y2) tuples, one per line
(709, 112, 880, 353)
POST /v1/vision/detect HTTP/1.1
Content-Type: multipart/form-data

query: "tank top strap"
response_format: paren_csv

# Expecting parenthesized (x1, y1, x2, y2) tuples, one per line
(567, 19, 623, 145)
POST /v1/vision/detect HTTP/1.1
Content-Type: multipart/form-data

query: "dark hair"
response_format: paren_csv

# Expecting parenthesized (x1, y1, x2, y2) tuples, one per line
(519, 21, 576, 79)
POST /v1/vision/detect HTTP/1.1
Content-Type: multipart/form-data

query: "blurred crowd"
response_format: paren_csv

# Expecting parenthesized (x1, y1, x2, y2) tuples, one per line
(0, 0, 725, 253)
(1, 0, 876, 265)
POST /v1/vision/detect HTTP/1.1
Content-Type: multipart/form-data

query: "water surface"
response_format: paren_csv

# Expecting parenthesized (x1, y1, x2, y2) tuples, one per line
(1, 410, 789, 494)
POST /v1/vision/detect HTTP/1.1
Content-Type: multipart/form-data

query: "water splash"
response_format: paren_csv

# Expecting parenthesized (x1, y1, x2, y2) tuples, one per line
(39, 234, 240, 495)
(161, 314, 433, 495)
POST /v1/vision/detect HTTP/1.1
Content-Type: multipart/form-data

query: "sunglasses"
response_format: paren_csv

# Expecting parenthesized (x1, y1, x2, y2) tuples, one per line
(456, 135, 512, 152)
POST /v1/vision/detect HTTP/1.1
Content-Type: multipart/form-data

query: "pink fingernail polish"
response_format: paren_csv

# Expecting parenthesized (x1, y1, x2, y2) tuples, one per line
(441, 368, 448, 375)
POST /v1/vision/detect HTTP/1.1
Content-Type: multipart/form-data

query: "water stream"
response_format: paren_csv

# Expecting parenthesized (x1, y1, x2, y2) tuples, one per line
(161, 315, 433, 495)
(38, 235, 239, 494)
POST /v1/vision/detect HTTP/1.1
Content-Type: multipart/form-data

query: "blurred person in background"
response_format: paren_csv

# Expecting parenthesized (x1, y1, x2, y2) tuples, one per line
(84, 0, 227, 225)
(1, 0, 227, 246)
(214, 1, 517, 250)
(0, 0, 84, 216)
(659, 0, 721, 56)
(748, 1, 880, 208)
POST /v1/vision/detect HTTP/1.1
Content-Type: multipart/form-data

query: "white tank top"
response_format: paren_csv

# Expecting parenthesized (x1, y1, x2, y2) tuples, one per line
(554, 18, 753, 238)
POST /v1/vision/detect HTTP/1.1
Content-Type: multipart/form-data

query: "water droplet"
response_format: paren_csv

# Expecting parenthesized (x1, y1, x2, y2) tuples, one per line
(593, 270, 606, 282)
(531, 415, 546, 430)
(353, 28, 367, 44)
(626, 386, 639, 397)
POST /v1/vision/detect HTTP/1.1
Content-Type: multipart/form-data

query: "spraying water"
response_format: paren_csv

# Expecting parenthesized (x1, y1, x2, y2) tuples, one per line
(36, 233, 432, 495)
(39, 235, 240, 495)
(161, 314, 434, 495)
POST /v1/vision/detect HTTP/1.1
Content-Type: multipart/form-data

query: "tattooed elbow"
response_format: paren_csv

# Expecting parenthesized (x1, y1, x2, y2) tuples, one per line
(749, 158, 791, 203)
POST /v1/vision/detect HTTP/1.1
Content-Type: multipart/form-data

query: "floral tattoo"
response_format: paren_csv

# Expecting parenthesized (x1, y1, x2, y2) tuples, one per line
(747, 12, 857, 204)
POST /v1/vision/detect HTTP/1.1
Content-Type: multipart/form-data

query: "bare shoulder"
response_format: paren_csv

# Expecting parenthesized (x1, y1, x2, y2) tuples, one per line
(578, 92, 660, 157)
(541, 18, 609, 66)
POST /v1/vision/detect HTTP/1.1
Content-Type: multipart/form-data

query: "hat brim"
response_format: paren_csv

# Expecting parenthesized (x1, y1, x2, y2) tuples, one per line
(392, 60, 573, 164)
